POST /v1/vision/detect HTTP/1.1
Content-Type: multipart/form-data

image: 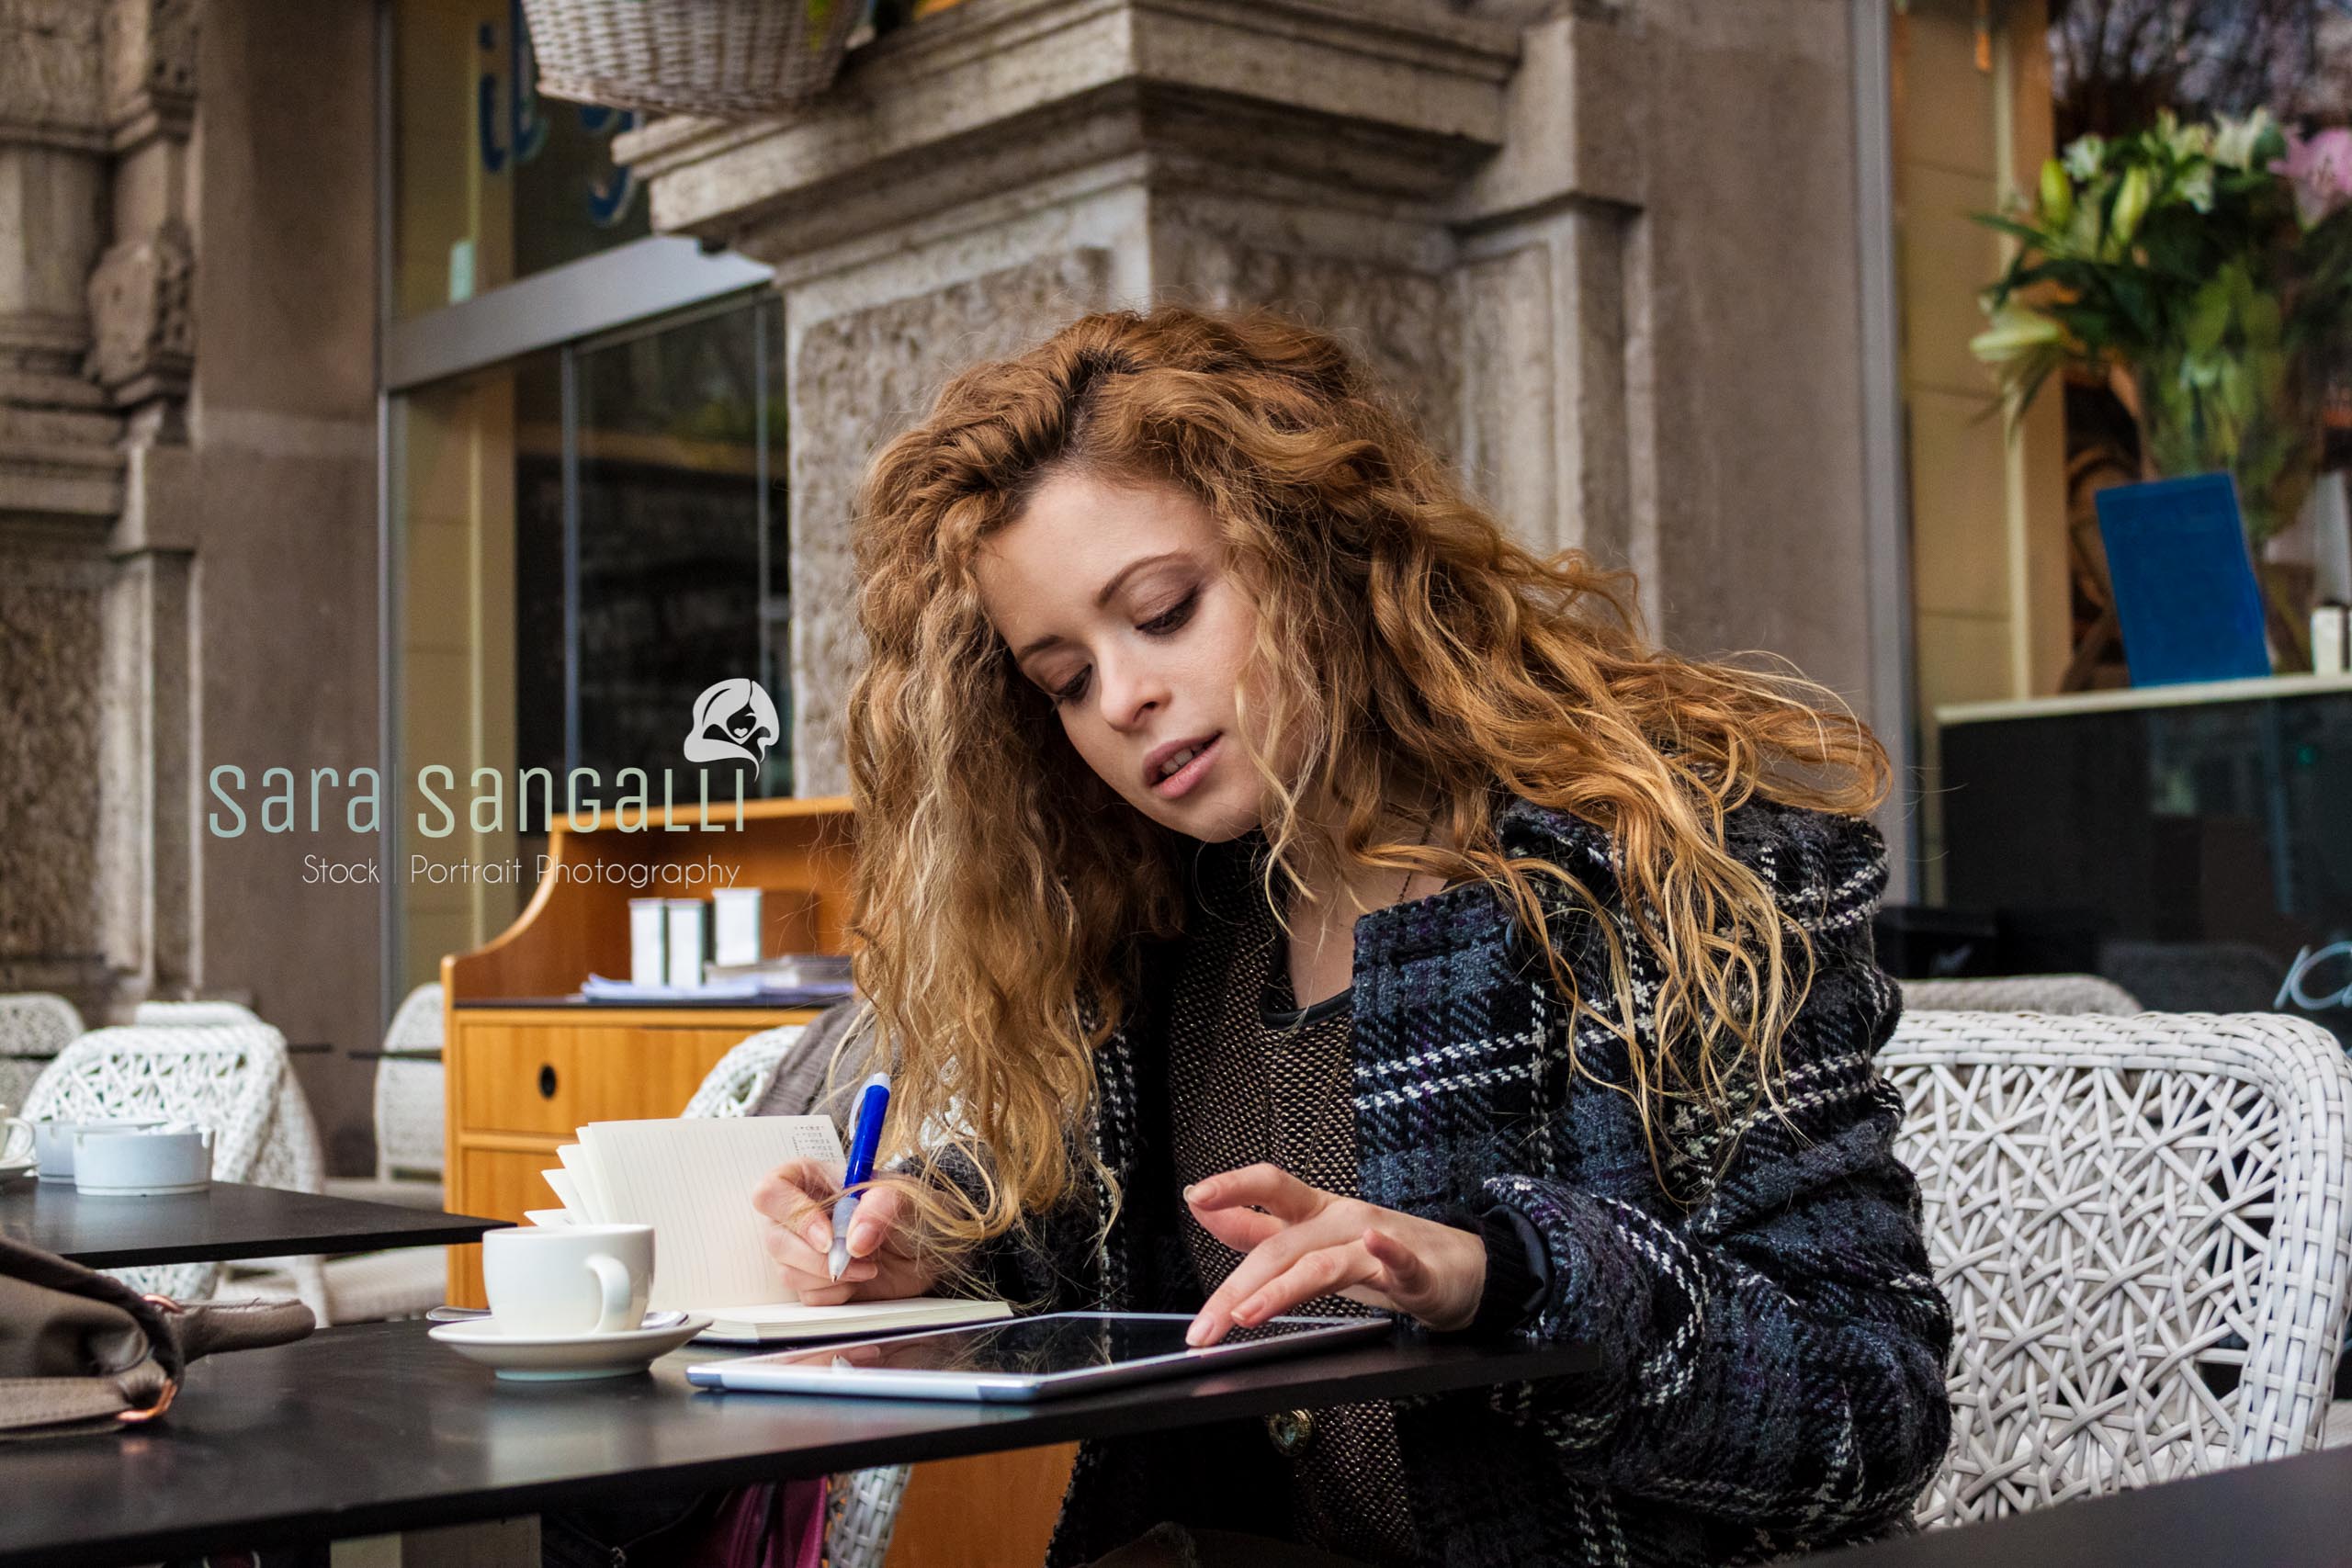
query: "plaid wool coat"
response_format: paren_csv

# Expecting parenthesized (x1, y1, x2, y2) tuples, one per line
(952, 795, 1953, 1567)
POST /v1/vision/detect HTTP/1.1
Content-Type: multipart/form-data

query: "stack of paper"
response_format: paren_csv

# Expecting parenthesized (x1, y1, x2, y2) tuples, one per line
(537, 1115, 1011, 1344)
(577, 974, 859, 1008)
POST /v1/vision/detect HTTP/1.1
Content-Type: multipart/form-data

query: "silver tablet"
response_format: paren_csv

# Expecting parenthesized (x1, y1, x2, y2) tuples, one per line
(684, 1311, 1392, 1403)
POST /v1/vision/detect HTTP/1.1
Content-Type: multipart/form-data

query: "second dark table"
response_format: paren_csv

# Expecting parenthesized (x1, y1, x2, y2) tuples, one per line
(0, 1178, 506, 1268)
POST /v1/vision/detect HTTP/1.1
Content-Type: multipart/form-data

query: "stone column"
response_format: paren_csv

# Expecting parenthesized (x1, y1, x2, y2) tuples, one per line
(0, 0, 199, 1017)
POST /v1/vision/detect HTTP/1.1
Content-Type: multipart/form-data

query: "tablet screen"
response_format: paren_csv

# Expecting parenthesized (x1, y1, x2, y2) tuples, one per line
(739, 1313, 1370, 1380)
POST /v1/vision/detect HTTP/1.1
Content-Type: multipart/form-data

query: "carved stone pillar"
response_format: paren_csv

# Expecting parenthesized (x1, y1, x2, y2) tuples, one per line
(0, 0, 199, 1017)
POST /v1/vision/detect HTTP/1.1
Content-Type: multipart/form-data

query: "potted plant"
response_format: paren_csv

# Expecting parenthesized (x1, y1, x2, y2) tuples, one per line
(1972, 111, 2352, 658)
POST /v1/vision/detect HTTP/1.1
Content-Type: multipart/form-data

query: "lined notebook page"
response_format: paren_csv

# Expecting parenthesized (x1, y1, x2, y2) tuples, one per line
(539, 1163, 585, 1217)
(577, 1116, 843, 1311)
(555, 1144, 611, 1222)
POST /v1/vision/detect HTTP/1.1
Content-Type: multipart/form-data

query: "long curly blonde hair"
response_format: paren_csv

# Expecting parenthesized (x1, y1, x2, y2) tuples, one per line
(847, 305, 1887, 1257)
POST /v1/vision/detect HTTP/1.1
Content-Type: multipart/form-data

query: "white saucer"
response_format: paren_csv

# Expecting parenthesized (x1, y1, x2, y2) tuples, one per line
(428, 1314, 712, 1381)
(0, 1155, 32, 1181)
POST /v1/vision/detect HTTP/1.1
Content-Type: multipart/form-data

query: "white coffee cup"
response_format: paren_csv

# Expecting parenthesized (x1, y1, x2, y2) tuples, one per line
(0, 1103, 30, 1166)
(34, 1118, 164, 1182)
(481, 1224, 654, 1337)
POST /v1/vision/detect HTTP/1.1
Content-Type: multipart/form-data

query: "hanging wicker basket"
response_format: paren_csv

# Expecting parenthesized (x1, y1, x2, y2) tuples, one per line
(519, 0, 864, 119)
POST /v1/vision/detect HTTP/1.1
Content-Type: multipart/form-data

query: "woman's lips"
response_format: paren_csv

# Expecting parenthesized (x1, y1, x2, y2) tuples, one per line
(1150, 733, 1223, 800)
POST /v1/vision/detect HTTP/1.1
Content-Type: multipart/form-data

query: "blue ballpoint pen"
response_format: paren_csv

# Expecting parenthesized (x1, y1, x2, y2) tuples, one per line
(829, 1072, 892, 1281)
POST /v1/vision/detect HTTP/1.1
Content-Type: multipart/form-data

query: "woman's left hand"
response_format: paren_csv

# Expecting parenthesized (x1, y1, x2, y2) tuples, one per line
(1183, 1163, 1487, 1346)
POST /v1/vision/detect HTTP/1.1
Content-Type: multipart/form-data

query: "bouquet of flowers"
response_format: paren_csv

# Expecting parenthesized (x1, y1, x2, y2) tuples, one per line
(1973, 111, 2352, 555)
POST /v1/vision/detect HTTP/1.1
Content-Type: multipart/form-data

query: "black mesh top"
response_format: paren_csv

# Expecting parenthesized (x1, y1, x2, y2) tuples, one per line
(1167, 848, 1418, 1568)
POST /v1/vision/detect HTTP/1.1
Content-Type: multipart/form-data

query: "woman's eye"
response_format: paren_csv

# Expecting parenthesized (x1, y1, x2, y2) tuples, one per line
(1039, 590, 1193, 705)
(1139, 590, 1198, 636)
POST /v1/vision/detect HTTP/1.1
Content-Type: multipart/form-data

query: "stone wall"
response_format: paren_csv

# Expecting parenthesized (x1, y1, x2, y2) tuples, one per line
(0, 0, 186, 1011)
(187, 0, 382, 1171)
(787, 248, 1119, 792)
(0, 0, 383, 1170)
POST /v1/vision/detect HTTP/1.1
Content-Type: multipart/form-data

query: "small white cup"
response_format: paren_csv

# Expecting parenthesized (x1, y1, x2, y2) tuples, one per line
(481, 1224, 654, 1338)
(0, 1103, 30, 1166)
(34, 1118, 164, 1182)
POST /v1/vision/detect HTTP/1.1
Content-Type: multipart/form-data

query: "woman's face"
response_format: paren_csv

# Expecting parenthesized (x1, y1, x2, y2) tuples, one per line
(975, 469, 1272, 842)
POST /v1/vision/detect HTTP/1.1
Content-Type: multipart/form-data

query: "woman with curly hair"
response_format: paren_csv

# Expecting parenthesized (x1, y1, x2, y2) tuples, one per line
(752, 305, 1951, 1568)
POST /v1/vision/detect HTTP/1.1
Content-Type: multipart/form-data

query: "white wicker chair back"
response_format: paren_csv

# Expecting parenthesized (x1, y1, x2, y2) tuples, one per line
(1883, 1010, 2352, 1526)
(23, 1025, 295, 1303)
(0, 993, 82, 1111)
(680, 1027, 808, 1119)
(133, 1000, 266, 1028)
(1902, 974, 2143, 1016)
(375, 983, 447, 1180)
(680, 1023, 906, 1568)
(127, 1004, 329, 1186)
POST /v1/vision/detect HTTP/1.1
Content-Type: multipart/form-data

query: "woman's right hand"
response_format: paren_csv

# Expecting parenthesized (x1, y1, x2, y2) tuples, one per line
(752, 1158, 938, 1307)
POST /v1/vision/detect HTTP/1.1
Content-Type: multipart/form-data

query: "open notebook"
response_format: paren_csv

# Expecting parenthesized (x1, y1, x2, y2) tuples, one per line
(537, 1116, 1011, 1344)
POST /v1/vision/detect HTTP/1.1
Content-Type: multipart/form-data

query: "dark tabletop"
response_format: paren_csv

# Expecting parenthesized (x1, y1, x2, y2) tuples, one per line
(0, 1318, 1593, 1568)
(0, 1179, 507, 1268)
(1814, 1442, 2352, 1568)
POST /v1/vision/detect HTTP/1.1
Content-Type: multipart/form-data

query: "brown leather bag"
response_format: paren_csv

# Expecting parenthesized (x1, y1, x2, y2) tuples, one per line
(0, 1234, 314, 1438)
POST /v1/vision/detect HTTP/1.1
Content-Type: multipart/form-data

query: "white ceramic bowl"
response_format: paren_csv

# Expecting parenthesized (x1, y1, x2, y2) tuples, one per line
(73, 1128, 212, 1196)
(35, 1119, 164, 1182)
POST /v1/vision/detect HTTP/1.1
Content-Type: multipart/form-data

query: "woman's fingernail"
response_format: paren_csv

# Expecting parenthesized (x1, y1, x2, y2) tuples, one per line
(847, 1224, 875, 1255)
(808, 1224, 831, 1250)
(1184, 1317, 1207, 1347)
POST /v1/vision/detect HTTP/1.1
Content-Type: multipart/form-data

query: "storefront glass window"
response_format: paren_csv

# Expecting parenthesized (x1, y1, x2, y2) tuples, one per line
(393, 0, 652, 320)
(393, 294, 786, 990)
(1885, 2, 2352, 1025)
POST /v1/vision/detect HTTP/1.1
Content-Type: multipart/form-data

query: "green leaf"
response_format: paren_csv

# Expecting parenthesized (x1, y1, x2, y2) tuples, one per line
(1973, 212, 2058, 250)
(2183, 280, 2231, 355)
(2110, 165, 2155, 249)
(2243, 291, 2282, 346)
(2039, 158, 2075, 230)
(1970, 306, 2065, 363)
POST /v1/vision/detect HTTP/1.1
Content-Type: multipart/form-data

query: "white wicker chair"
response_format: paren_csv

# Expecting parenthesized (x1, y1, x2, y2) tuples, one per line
(133, 1000, 265, 1028)
(272, 983, 450, 1323)
(117, 1001, 335, 1318)
(22, 1025, 327, 1313)
(128, 998, 322, 1193)
(681, 1026, 807, 1120)
(1883, 1010, 2352, 1526)
(682, 1023, 910, 1568)
(376, 981, 446, 1183)
(1902, 974, 2143, 1016)
(0, 992, 82, 1111)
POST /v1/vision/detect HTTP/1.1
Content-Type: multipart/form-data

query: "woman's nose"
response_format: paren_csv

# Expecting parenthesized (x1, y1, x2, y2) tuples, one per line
(1096, 653, 1168, 731)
